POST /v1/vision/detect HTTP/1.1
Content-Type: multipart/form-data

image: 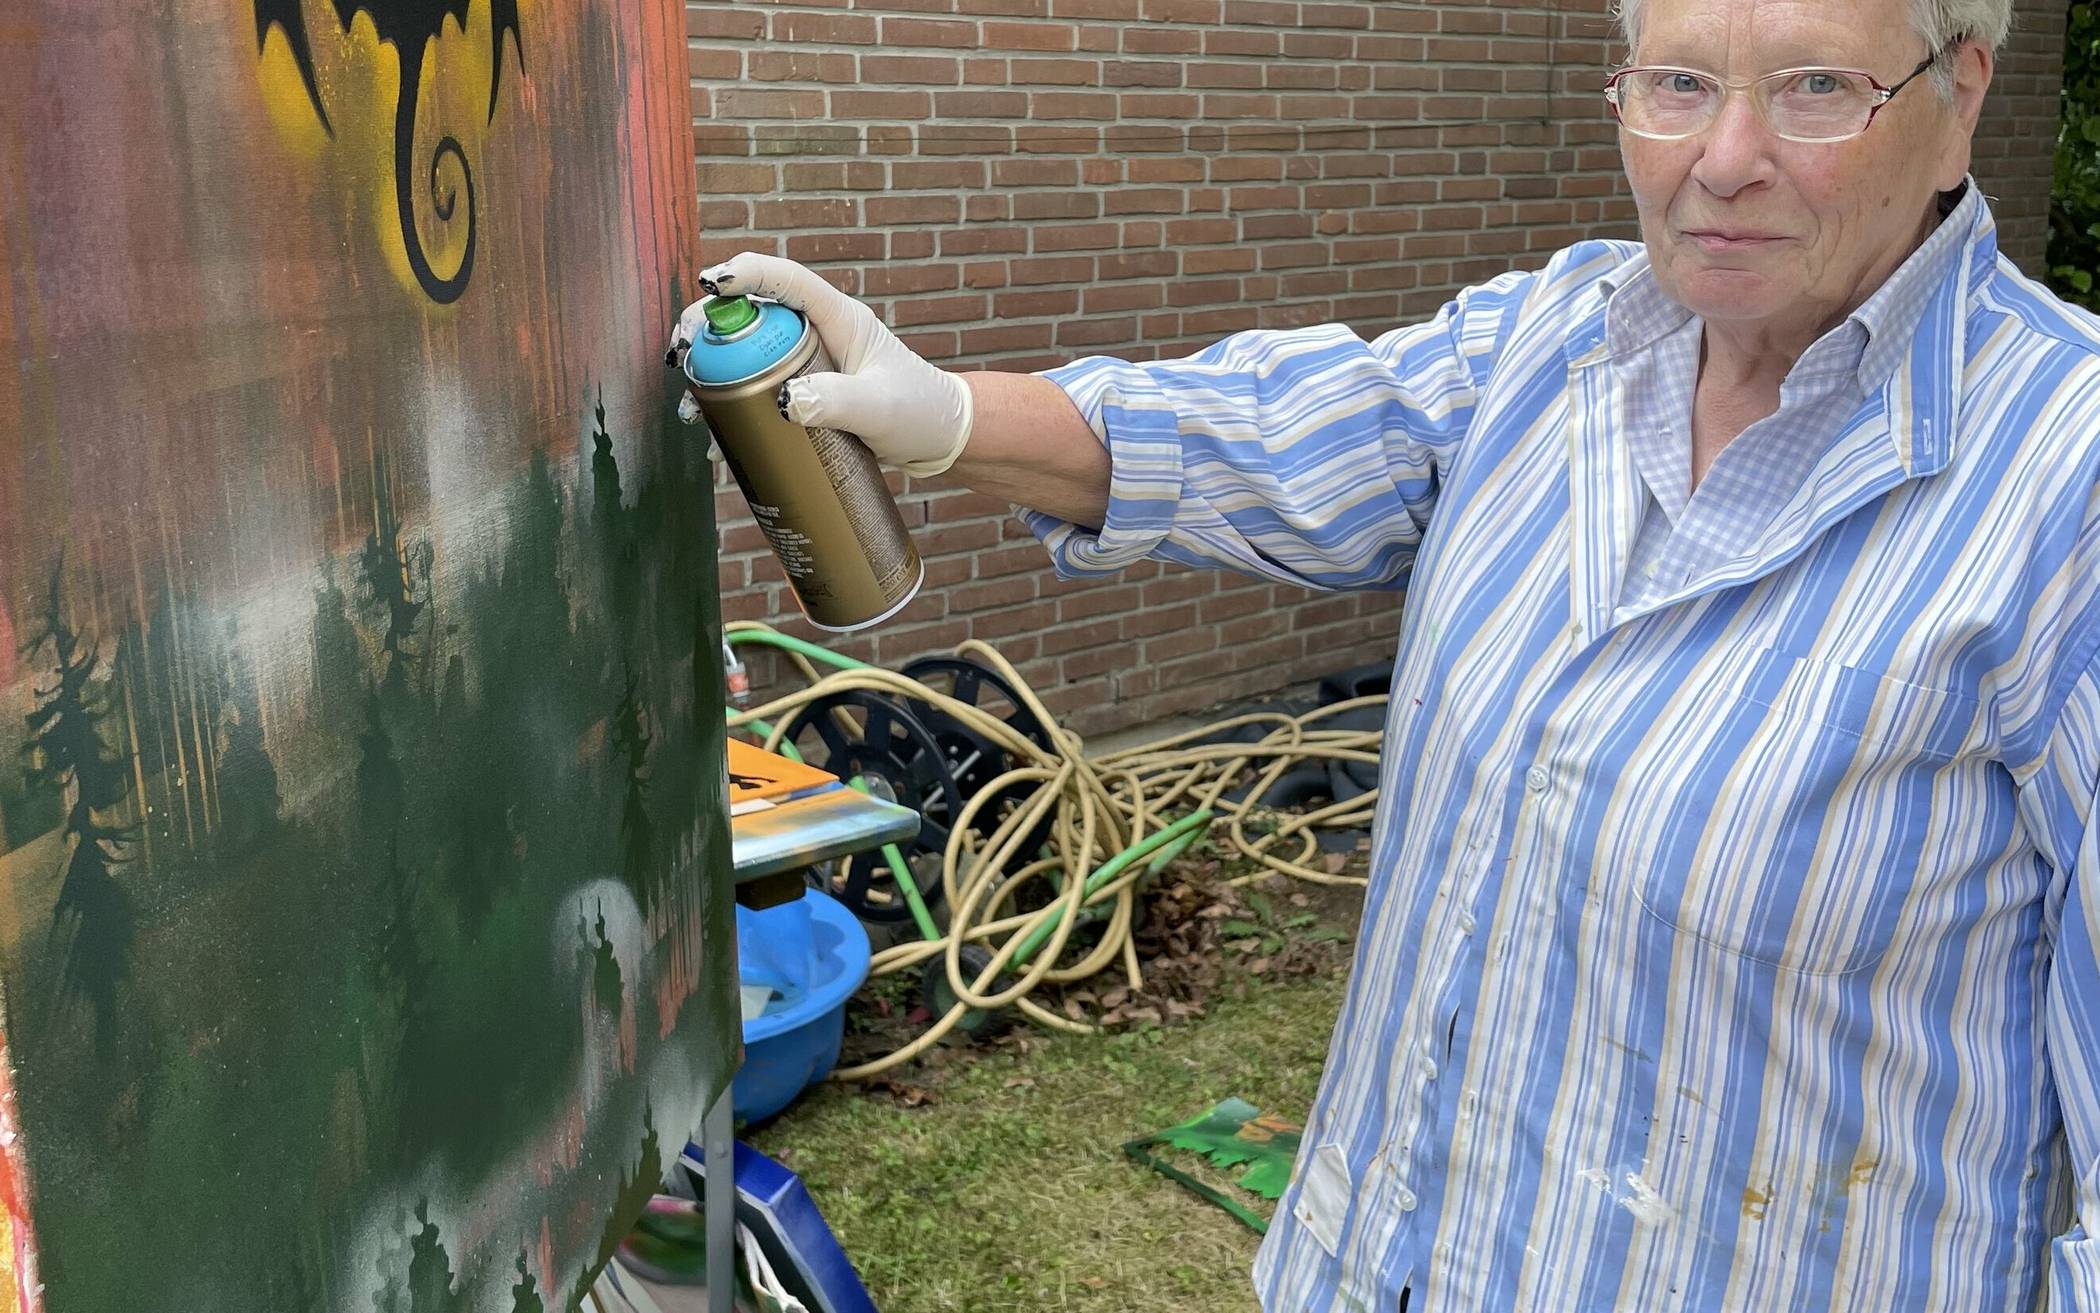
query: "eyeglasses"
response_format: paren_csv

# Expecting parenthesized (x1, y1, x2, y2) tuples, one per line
(1603, 45, 1949, 144)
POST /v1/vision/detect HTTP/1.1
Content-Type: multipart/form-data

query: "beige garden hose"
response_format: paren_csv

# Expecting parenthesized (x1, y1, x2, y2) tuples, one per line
(725, 622, 1382, 1079)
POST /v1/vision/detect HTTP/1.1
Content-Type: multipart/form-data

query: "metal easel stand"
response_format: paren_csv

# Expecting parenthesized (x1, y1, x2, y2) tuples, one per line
(702, 1085, 738, 1313)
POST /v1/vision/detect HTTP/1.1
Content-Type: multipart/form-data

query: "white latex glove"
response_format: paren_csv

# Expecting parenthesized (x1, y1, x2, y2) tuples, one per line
(667, 254, 975, 477)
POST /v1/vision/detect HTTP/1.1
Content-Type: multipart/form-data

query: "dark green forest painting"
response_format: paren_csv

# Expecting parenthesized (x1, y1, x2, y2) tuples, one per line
(0, 1, 733, 1309)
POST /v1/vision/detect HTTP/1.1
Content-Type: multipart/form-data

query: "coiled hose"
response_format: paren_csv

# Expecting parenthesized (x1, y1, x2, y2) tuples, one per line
(725, 622, 1382, 1079)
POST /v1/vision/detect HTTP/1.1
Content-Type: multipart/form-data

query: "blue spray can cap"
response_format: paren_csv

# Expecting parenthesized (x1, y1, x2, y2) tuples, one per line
(682, 296, 808, 389)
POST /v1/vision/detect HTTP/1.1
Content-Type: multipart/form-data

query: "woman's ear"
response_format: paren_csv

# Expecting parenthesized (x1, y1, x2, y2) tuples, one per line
(1938, 40, 1995, 192)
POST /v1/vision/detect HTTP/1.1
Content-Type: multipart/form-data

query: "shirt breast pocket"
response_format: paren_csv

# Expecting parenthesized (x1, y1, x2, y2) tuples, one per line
(1630, 650, 1983, 977)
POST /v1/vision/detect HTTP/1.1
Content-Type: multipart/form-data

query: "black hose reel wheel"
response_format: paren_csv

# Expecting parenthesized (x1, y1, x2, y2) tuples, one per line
(1317, 662, 1392, 707)
(1318, 703, 1389, 804)
(1230, 764, 1363, 854)
(918, 943, 1015, 1041)
(897, 656, 1057, 792)
(898, 656, 1061, 870)
(776, 690, 964, 926)
(1186, 698, 1305, 749)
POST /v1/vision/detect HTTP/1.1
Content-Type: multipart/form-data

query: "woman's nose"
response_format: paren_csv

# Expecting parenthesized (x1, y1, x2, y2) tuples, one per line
(1689, 91, 1778, 198)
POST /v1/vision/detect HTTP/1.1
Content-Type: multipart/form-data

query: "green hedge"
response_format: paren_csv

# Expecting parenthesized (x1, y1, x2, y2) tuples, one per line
(2052, 2, 2100, 307)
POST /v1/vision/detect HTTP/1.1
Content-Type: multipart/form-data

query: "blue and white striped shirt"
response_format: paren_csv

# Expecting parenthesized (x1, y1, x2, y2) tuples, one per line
(1027, 192, 2100, 1311)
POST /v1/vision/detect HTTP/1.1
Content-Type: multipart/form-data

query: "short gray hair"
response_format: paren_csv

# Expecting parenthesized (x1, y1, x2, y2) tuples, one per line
(1614, 0, 2013, 97)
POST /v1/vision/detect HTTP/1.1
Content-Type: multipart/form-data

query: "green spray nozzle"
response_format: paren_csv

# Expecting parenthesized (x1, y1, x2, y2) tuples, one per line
(703, 294, 759, 337)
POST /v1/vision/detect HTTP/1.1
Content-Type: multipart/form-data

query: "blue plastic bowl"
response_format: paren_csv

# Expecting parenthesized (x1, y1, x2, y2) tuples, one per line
(731, 888, 872, 1124)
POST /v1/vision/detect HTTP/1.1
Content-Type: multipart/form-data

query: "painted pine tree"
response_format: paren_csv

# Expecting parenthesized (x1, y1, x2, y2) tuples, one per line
(406, 1199, 462, 1313)
(357, 691, 406, 877)
(509, 1251, 546, 1313)
(360, 455, 427, 708)
(590, 905, 623, 1016)
(312, 557, 368, 732)
(214, 619, 282, 855)
(573, 1099, 667, 1310)
(20, 560, 134, 1053)
(590, 390, 624, 527)
(590, 388, 641, 652)
(611, 671, 656, 915)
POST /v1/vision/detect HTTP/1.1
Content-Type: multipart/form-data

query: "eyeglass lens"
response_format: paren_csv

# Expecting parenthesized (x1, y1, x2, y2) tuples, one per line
(1616, 68, 1883, 140)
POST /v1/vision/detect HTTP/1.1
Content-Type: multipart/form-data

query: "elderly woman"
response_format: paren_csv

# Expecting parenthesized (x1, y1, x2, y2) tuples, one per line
(674, 0, 2100, 1307)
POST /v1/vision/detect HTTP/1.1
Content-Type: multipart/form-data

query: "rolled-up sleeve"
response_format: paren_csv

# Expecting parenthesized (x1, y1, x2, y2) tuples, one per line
(1020, 269, 1532, 591)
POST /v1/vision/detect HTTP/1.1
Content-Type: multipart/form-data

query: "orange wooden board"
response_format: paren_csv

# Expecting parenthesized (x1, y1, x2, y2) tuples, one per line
(727, 740, 839, 813)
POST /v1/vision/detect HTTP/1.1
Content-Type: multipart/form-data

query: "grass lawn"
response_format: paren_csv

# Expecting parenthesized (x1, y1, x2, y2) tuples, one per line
(745, 872, 1356, 1313)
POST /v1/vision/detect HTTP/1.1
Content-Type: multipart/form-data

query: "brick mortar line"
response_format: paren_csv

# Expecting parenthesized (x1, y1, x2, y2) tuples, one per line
(719, 5, 1590, 16)
(704, 221, 1610, 233)
(688, 113, 1620, 129)
(691, 53, 1600, 67)
(694, 53, 1590, 68)
(704, 7, 1562, 25)
(702, 202, 1605, 217)
(692, 37, 1612, 59)
(792, 190, 1612, 200)
(693, 117, 1596, 136)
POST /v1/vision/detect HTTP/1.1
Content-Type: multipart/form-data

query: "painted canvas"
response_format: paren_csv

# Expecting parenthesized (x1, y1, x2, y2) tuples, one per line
(0, 1, 734, 1309)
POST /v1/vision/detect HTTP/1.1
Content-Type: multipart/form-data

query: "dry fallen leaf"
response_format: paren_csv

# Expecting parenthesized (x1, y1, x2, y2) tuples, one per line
(866, 1076, 940, 1108)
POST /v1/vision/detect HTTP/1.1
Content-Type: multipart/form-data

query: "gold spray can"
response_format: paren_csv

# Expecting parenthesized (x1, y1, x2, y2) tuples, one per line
(679, 293, 924, 632)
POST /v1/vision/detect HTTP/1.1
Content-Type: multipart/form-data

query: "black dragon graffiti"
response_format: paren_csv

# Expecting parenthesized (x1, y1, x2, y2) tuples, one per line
(255, 0, 523, 303)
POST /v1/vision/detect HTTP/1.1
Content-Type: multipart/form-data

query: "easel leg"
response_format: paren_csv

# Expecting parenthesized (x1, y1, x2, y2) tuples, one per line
(704, 1088, 736, 1313)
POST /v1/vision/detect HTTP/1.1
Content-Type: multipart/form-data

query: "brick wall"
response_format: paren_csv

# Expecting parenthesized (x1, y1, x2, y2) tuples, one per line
(690, 0, 1637, 368)
(688, 0, 2068, 737)
(1974, 0, 2069, 275)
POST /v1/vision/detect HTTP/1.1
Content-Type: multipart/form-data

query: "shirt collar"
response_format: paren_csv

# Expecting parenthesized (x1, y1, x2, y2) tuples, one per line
(1599, 251, 1685, 361)
(1596, 181, 1981, 392)
(1850, 182, 1978, 392)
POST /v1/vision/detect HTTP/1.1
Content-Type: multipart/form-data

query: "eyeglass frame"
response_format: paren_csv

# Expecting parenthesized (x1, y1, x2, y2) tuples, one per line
(1602, 42, 1956, 144)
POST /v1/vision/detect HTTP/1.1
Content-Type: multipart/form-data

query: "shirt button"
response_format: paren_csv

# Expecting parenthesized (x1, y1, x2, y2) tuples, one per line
(1525, 766, 1549, 792)
(1420, 1055, 1438, 1081)
(1396, 1187, 1419, 1212)
(1457, 912, 1477, 935)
